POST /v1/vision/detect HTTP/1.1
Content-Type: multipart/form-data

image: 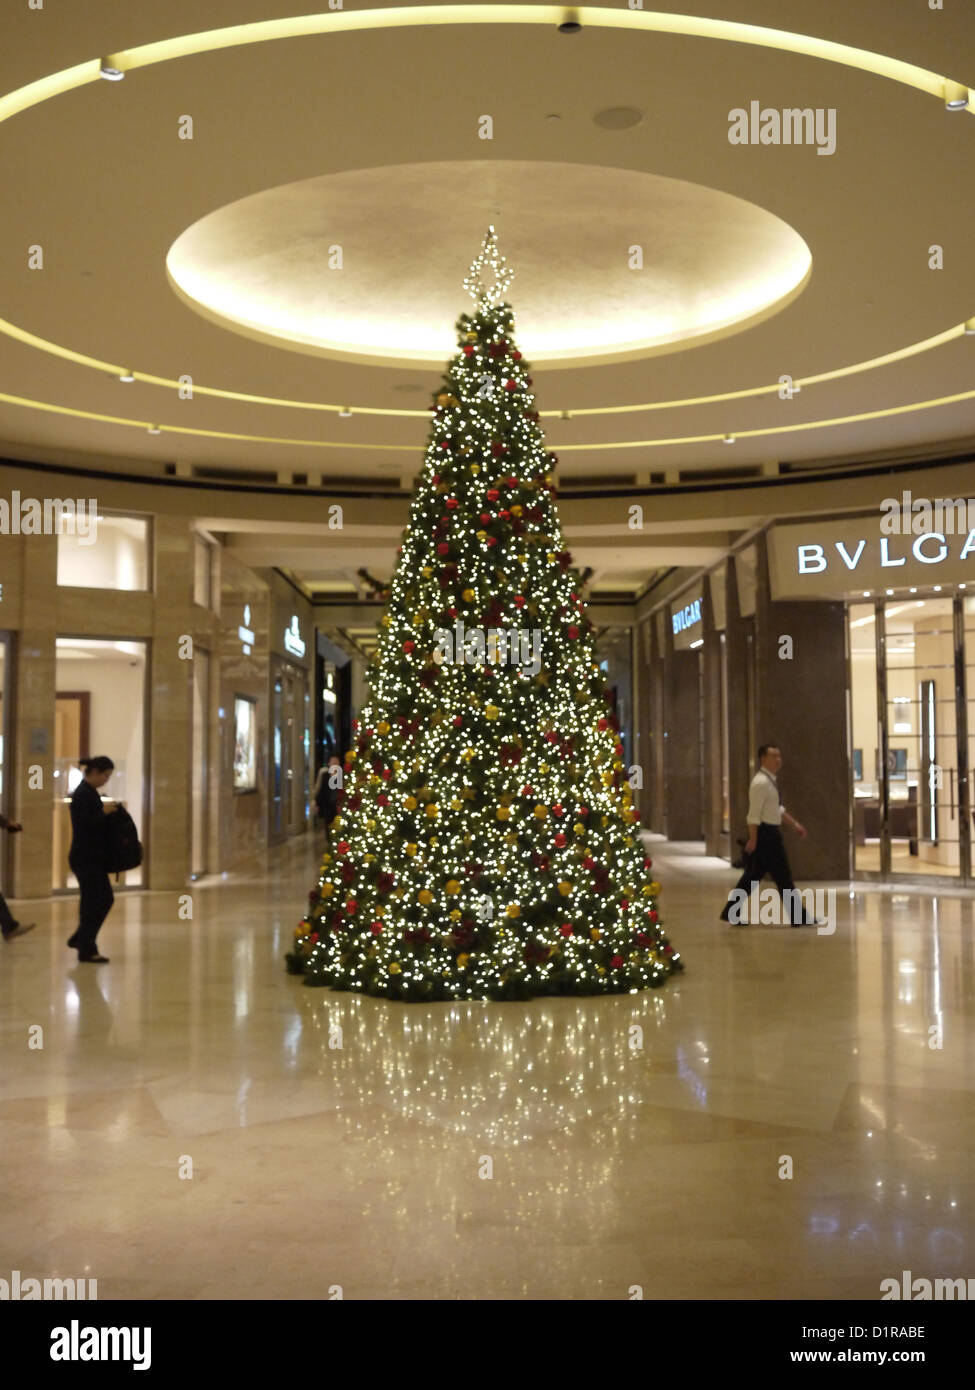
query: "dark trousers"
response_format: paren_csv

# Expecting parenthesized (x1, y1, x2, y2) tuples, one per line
(0, 893, 17, 934)
(720, 824, 812, 924)
(72, 864, 114, 954)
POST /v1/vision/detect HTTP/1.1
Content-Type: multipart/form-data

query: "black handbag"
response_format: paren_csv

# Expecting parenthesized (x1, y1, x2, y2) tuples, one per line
(731, 837, 755, 871)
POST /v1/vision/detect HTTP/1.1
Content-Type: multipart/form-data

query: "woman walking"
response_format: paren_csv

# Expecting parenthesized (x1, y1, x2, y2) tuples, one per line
(67, 756, 118, 963)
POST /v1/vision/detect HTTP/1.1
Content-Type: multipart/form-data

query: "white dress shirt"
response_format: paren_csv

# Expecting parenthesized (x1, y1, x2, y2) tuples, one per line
(747, 769, 784, 826)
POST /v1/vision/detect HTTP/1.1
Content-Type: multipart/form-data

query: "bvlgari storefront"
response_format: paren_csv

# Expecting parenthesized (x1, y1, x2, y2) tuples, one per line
(769, 516, 974, 885)
(640, 514, 974, 885)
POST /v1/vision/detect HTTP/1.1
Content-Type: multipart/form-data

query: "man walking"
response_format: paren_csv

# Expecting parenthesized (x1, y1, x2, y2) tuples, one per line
(720, 744, 816, 927)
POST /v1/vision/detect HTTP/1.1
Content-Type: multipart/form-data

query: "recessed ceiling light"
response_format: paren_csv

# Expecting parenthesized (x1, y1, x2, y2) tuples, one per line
(339, 407, 352, 418)
(964, 318, 975, 334)
(147, 425, 161, 435)
(593, 107, 644, 131)
(99, 61, 125, 81)
(558, 16, 582, 34)
(723, 434, 735, 444)
(119, 370, 134, 383)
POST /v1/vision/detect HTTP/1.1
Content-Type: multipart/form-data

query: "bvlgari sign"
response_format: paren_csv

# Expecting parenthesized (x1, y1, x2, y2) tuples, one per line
(670, 586, 705, 650)
(769, 516, 975, 600)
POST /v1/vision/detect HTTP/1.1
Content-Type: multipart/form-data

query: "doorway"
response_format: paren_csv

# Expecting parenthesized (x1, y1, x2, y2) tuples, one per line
(849, 595, 972, 883)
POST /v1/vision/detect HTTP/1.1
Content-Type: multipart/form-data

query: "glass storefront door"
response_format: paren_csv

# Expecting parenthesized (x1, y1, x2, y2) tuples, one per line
(849, 595, 972, 883)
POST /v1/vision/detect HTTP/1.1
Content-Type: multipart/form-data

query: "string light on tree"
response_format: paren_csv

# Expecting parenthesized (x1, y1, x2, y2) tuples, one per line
(286, 230, 683, 1002)
(462, 225, 514, 311)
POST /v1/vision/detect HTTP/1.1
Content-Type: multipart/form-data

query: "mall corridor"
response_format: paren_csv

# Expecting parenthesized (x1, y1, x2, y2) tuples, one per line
(1, 834, 971, 1301)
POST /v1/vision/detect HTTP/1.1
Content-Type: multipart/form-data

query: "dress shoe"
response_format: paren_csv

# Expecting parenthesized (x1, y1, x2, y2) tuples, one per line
(78, 953, 109, 963)
(2, 922, 36, 940)
(67, 932, 79, 949)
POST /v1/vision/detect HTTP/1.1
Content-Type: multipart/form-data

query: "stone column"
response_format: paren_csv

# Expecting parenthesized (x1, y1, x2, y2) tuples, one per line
(10, 532, 57, 900)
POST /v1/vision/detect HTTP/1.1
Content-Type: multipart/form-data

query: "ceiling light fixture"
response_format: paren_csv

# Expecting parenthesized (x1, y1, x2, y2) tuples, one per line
(593, 107, 643, 130)
(119, 370, 134, 382)
(99, 61, 125, 81)
(147, 424, 160, 434)
(558, 10, 581, 33)
(723, 434, 735, 444)
(964, 318, 975, 334)
(944, 79, 969, 110)
(339, 407, 352, 418)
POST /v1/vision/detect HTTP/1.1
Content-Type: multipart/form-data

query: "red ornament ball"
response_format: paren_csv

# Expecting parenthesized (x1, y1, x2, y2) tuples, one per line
(337, 841, 349, 855)
(559, 923, 573, 937)
(403, 640, 415, 653)
(486, 488, 500, 501)
(463, 345, 474, 356)
(610, 955, 624, 969)
(568, 625, 580, 639)
(504, 379, 516, 391)
(437, 542, 449, 556)
(370, 921, 383, 935)
(446, 497, 459, 510)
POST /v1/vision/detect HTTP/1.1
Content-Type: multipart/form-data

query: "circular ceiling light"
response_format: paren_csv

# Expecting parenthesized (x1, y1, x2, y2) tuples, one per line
(166, 161, 811, 369)
(593, 107, 643, 130)
(99, 61, 125, 81)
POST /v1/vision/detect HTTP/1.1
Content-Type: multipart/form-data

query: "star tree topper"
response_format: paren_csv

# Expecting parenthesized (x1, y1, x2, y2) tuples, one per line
(463, 225, 514, 311)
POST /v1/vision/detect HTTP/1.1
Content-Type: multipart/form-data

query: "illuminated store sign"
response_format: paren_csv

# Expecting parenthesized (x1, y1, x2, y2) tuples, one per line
(283, 614, 306, 659)
(769, 519, 975, 600)
(238, 604, 255, 655)
(672, 598, 702, 634)
(670, 588, 705, 651)
(797, 532, 975, 574)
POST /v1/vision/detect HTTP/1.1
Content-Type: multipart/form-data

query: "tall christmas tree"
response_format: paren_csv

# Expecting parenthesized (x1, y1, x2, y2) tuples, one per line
(287, 229, 683, 1001)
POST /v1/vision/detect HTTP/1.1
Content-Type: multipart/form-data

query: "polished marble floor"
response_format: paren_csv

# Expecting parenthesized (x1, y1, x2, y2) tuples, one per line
(1, 833, 973, 1301)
